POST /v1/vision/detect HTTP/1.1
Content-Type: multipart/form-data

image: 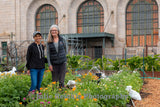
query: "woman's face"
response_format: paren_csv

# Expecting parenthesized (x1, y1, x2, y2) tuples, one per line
(50, 27, 58, 37)
(34, 34, 42, 43)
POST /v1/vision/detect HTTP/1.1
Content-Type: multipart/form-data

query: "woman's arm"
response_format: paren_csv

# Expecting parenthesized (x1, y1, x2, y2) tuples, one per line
(26, 46, 32, 70)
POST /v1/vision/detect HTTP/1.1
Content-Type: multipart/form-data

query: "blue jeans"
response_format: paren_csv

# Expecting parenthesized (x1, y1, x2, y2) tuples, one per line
(29, 68, 45, 92)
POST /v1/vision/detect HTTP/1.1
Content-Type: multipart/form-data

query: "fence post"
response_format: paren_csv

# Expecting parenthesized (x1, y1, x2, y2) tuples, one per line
(125, 48, 127, 65)
(16, 48, 18, 71)
(143, 49, 144, 82)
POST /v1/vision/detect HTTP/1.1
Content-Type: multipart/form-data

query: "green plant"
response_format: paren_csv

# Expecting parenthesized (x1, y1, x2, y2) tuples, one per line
(126, 56, 143, 71)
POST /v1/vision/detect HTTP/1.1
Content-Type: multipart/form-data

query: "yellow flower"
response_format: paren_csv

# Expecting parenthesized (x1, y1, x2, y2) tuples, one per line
(81, 96, 84, 99)
(59, 88, 62, 91)
(78, 92, 81, 96)
(93, 98, 97, 101)
(84, 89, 87, 91)
(74, 95, 77, 99)
(19, 102, 22, 104)
(84, 73, 87, 76)
(45, 88, 48, 90)
(82, 76, 85, 78)
(22, 71, 25, 73)
(52, 81, 56, 85)
(47, 70, 51, 72)
(66, 72, 69, 75)
(76, 98, 79, 101)
(64, 98, 68, 101)
(65, 91, 67, 93)
(72, 87, 76, 91)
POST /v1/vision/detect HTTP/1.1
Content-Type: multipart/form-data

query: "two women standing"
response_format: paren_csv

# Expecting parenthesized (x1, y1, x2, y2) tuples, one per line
(26, 25, 67, 93)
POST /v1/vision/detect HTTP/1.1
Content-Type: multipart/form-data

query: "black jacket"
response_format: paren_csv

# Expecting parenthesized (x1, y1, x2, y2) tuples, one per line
(26, 43, 45, 70)
(48, 36, 67, 65)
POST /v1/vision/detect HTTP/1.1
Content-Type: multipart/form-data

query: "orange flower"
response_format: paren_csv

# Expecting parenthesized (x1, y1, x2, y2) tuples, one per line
(64, 98, 68, 101)
(72, 87, 76, 91)
(52, 81, 56, 85)
(93, 98, 97, 101)
(65, 91, 67, 93)
(40, 88, 43, 90)
(78, 92, 81, 96)
(76, 99, 79, 101)
(89, 72, 92, 76)
(81, 96, 84, 99)
(84, 89, 87, 91)
(19, 102, 22, 104)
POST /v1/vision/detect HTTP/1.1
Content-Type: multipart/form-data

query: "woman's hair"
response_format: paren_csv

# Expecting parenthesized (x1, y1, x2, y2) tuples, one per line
(47, 24, 60, 43)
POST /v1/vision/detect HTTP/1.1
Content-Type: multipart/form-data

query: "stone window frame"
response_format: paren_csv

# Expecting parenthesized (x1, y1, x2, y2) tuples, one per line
(77, 0, 104, 33)
(36, 4, 58, 40)
(126, 0, 158, 47)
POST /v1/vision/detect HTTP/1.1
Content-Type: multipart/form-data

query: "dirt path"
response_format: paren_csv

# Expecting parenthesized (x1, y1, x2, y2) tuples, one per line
(133, 79, 160, 107)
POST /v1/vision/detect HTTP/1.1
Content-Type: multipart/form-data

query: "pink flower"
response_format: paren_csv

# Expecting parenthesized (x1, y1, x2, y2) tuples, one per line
(48, 101, 51, 104)
(40, 102, 44, 104)
(23, 97, 26, 100)
(32, 90, 35, 92)
(39, 93, 42, 95)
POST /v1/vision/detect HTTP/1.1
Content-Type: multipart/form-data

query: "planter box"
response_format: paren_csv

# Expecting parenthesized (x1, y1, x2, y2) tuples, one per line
(139, 71, 160, 78)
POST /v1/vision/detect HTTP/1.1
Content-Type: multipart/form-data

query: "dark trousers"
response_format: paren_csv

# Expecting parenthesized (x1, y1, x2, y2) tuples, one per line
(51, 62, 66, 88)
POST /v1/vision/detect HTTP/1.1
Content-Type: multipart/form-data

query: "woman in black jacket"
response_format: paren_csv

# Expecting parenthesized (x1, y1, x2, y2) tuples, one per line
(47, 24, 67, 88)
(26, 31, 45, 92)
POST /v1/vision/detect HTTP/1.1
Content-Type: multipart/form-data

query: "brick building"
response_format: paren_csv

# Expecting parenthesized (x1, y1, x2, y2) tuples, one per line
(0, 0, 160, 60)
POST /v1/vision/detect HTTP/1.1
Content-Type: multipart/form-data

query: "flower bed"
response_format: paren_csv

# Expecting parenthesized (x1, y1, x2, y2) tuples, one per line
(25, 68, 143, 107)
(0, 67, 143, 107)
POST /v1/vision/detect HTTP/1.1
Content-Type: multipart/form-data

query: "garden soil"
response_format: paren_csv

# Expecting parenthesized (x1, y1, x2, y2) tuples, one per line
(132, 79, 160, 107)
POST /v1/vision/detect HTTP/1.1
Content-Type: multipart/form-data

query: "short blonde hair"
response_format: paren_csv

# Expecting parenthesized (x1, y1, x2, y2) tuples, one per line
(47, 24, 60, 43)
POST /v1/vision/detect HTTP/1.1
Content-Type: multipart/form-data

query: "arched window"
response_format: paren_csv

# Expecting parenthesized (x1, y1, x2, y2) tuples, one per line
(126, 0, 158, 47)
(77, 0, 104, 33)
(36, 4, 58, 40)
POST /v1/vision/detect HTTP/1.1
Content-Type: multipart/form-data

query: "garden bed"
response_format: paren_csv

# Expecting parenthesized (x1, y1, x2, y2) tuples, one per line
(139, 71, 160, 78)
(76, 69, 116, 76)
(133, 79, 160, 106)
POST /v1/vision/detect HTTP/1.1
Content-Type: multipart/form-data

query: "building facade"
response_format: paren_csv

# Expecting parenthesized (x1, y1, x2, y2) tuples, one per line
(0, 0, 160, 59)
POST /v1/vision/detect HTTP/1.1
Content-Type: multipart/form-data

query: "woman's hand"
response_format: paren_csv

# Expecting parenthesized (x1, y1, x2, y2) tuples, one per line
(27, 70, 30, 75)
(49, 65, 53, 71)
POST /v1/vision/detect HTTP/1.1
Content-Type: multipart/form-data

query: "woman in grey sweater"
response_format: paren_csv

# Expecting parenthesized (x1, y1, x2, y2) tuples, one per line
(46, 24, 67, 88)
